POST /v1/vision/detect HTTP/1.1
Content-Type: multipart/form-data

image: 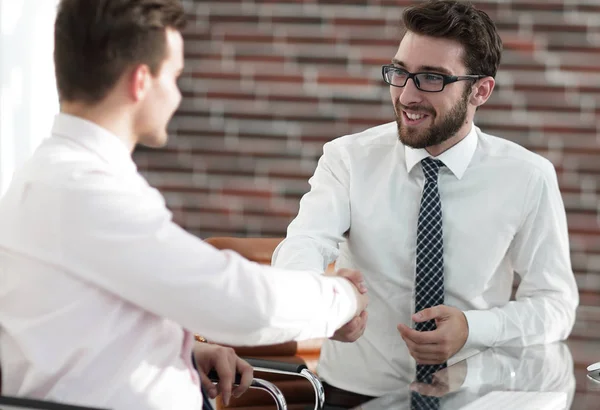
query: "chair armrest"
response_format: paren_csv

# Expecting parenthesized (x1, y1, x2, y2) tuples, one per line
(243, 358, 324, 410)
(207, 370, 287, 410)
(244, 357, 308, 374)
(208, 357, 324, 409)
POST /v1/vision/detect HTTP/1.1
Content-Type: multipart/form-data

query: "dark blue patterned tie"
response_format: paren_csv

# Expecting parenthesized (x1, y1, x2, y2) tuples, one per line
(411, 157, 446, 409)
(410, 369, 442, 409)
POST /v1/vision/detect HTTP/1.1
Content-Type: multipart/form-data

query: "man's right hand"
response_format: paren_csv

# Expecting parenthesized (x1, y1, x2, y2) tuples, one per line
(331, 268, 369, 342)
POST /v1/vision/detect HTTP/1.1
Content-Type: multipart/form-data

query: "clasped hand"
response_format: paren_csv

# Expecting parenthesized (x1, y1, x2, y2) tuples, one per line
(328, 268, 369, 343)
(397, 305, 469, 364)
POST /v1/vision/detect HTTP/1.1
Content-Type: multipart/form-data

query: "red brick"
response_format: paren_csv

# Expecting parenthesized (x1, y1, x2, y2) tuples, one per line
(332, 18, 388, 27)
(132, 2, 600, 337)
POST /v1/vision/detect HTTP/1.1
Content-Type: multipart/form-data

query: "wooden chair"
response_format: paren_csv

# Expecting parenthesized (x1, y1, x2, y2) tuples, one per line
(205, 237, 328, 410)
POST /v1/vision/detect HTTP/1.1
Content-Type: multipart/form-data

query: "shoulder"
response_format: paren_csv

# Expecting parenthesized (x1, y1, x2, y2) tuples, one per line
(13, 136, 140, 199)
(476, 128, 557, 184)
(323, 122, 398, 155)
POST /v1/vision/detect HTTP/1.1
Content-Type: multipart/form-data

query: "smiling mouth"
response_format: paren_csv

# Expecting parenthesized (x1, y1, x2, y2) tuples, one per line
(402, 110, 430, 125)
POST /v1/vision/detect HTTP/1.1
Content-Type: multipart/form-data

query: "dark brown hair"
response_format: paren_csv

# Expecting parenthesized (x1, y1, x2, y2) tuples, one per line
(54, 0, 187, 104)
(402, 0, 502, 78)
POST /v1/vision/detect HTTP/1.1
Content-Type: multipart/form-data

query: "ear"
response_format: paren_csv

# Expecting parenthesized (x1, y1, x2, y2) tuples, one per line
(129, 64, 153, 102)
(469, 77, 495, 107)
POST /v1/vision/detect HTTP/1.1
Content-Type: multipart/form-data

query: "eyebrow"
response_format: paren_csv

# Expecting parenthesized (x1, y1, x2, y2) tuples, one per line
(391, 59, 453, 76)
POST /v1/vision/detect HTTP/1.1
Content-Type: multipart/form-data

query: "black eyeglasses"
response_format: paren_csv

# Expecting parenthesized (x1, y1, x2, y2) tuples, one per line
(381, 65, 487, 92)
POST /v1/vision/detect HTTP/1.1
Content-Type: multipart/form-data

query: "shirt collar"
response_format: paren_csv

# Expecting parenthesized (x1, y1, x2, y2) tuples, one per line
(404, 123, 478, 180)
(51, 113, 137, 172)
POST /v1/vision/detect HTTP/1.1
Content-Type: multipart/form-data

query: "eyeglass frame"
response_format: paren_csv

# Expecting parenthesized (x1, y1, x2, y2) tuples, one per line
(381, 64, 488, 93)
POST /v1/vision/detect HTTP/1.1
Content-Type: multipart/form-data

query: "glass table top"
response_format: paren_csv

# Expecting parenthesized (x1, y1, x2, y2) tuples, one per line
(341, 340, 600, 410)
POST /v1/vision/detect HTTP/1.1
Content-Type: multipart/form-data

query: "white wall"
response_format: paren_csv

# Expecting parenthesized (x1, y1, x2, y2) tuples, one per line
(0, 0, 60, 196)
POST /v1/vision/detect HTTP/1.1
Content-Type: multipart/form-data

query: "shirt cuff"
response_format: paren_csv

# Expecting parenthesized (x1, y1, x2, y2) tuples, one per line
(462, 309, 501, 350)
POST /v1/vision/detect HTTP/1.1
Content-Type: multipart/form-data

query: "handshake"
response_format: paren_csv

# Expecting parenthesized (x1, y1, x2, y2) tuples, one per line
(329, 268, 370, 343)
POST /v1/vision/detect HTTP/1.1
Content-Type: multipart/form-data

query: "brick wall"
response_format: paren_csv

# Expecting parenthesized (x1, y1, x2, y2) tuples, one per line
(133, 0, 600, 341)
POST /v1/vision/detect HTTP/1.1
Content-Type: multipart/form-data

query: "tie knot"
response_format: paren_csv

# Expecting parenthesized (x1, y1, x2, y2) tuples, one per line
(421, 157, 443, 182)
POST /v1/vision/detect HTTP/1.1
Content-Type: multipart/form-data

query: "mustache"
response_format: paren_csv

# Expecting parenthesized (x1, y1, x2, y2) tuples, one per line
(394, 103, 435, 116)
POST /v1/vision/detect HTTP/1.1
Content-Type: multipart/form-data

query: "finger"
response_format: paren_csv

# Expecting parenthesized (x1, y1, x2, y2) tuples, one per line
(413, 305, 447, 323)
(357, 310, 368, 333)
(410, 382, 445, 397)
(349, 319, 367, 340)
(403, 341, 446, 364)
(352, 310, 368, 330)
(232, 359, 254, 398)
(359, 309, 368, 321)
(340, 316, 360, 341)
(412, 354, 447, 365)
(214, 350, 236, 406)
(401, 336, 434, 354)
(358, 281, 368, 293)
(333, 314, 365, 342)
(397, 323, 440, 344)
(198, 372, 218, 399)
(347, 315, 361, 330)
(431, 373, 448, 386)
(351, 310, 369, 328)
(403, 338, 442, 355)
(399, 332, 448, 364)
(338, 269, 367, 293)
(332, 323, 354, 342)
(338, 316, 360, 334)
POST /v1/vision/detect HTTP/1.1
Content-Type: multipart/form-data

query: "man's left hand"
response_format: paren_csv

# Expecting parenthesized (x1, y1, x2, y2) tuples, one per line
(193, 343, 253, 406)
(409, 359, 468, 397)
(397, 305, 469, 365)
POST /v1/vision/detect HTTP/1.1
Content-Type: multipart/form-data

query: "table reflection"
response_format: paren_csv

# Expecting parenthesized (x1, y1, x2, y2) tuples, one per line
(352, 342, 575, 410)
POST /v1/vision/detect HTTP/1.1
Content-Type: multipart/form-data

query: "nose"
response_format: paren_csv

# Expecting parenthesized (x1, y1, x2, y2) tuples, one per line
(396, 77, 423, 107)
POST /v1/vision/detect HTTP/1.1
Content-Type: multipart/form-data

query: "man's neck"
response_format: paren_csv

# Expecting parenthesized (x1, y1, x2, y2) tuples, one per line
(60, 101, 137, 153)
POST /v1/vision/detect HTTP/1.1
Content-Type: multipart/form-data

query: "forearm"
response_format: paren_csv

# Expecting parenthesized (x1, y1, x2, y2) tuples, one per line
(191, 254, 358, 346)
(58, 180, 357, 347)
(462, 293, 577, 349)
(69, 225, 357, 346)
(272, 234, 339, 273)
(460, 343, 574, 396)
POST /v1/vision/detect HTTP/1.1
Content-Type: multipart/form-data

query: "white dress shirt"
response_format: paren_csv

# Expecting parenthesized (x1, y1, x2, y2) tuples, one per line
(0, 113, 358, 410)
(272, 122, 579, 396)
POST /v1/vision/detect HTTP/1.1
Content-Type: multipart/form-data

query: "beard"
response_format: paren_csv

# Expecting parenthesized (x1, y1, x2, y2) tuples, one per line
(395, 87, 470, 149)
